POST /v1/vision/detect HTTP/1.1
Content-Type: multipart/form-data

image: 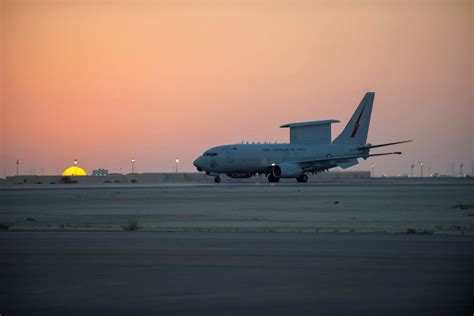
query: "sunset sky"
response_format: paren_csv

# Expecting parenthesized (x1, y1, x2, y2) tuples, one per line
(1, 0, 473, 176)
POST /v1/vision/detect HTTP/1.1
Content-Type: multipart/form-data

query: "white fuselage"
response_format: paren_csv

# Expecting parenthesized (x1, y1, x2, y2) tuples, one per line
(193, 142, 361, 175)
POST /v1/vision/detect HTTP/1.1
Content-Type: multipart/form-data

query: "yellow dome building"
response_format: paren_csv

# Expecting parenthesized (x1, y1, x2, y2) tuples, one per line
(62, 166, 87, 176)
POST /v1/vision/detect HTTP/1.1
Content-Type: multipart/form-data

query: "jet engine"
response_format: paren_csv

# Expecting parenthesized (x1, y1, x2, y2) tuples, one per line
(271, 163, 303, 178)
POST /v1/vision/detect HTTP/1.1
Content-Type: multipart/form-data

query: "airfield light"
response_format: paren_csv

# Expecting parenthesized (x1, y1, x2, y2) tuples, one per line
(419, 162, 423, 178)
(410, 164, 414, 178)
(16, 159, 21, 176)
(131, 159, 136, 174)
(72, 159, 78, 176)
(371, 164, 375, 178)
(175, 158, 180, 173)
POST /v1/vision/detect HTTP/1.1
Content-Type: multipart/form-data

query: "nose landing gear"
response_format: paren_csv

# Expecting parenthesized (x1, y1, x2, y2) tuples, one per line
(214, 176, 221, 183)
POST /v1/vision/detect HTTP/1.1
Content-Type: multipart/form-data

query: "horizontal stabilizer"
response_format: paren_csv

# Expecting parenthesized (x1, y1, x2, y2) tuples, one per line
(368, 152, 402, 157)
(337, 159, 358, 169)
(357, 140, 413, 150)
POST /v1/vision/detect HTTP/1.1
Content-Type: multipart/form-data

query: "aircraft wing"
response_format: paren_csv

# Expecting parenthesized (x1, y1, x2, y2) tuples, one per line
(297, 152, 402, 170)
(337, 159, 358, 169)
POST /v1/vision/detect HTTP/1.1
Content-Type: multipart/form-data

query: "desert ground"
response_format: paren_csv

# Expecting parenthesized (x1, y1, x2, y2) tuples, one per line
(1, 178, 473, 234)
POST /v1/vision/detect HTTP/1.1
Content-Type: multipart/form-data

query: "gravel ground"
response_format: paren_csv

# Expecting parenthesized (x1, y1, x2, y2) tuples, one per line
(1, 178, 473, 234)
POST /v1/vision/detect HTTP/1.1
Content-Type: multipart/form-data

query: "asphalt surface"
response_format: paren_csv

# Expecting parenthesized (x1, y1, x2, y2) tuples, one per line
(1, 232, 473, 315)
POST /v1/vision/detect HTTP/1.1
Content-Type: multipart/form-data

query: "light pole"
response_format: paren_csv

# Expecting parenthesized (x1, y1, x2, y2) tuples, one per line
(16, 160, 21, 176)
(410, 164, 414, 178)
(73, 159, 78, 176)
(428, 167, 431, 177)
(131, 159, 136, 174)
(371, 164, 375, 178)
(175, 158, 180, 173)
(459, 163, 463, 177)
(419, 162, 423, 178)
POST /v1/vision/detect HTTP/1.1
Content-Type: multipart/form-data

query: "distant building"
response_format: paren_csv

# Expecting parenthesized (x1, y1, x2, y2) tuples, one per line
(92, 169, 109, 176)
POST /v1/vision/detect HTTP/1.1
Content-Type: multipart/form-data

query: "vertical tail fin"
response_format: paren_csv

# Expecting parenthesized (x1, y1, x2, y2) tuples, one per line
(333, 92, 374, 145)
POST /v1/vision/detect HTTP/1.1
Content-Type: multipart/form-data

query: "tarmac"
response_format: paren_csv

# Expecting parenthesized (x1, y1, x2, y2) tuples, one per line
(1, 232, 473, 315)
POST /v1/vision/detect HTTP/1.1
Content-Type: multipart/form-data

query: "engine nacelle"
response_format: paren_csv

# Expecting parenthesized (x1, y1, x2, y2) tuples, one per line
(271, 163, 303, 178)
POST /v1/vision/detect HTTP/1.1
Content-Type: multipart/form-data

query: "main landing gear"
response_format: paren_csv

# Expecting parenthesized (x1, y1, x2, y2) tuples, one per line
(296, 174, 308, 183)
(214, 176, 221, 183)
(267, 174, 280, 183)
(267, 174, 308, 183)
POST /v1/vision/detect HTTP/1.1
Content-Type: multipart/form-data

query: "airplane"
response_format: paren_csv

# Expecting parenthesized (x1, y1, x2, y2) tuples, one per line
(193, 92, 412, 183)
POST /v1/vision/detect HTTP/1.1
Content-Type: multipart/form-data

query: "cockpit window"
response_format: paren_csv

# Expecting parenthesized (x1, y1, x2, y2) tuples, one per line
(203, 152, 218, 157)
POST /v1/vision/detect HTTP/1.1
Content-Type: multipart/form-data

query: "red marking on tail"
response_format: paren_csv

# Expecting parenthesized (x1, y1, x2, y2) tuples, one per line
(351, 105, 366, 138)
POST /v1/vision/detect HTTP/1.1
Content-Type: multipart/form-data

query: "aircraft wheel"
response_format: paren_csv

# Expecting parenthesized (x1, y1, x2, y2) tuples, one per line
(296, 174, 308, 183)
(268, 174, 280, 183)
(214, 176, 221, 183)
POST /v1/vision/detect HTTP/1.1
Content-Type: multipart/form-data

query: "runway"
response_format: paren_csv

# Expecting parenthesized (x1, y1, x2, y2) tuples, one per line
(1, 232, 473, 315)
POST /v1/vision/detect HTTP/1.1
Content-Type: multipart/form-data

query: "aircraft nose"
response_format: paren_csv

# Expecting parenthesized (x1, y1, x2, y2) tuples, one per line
(193, 157, 203, 172)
